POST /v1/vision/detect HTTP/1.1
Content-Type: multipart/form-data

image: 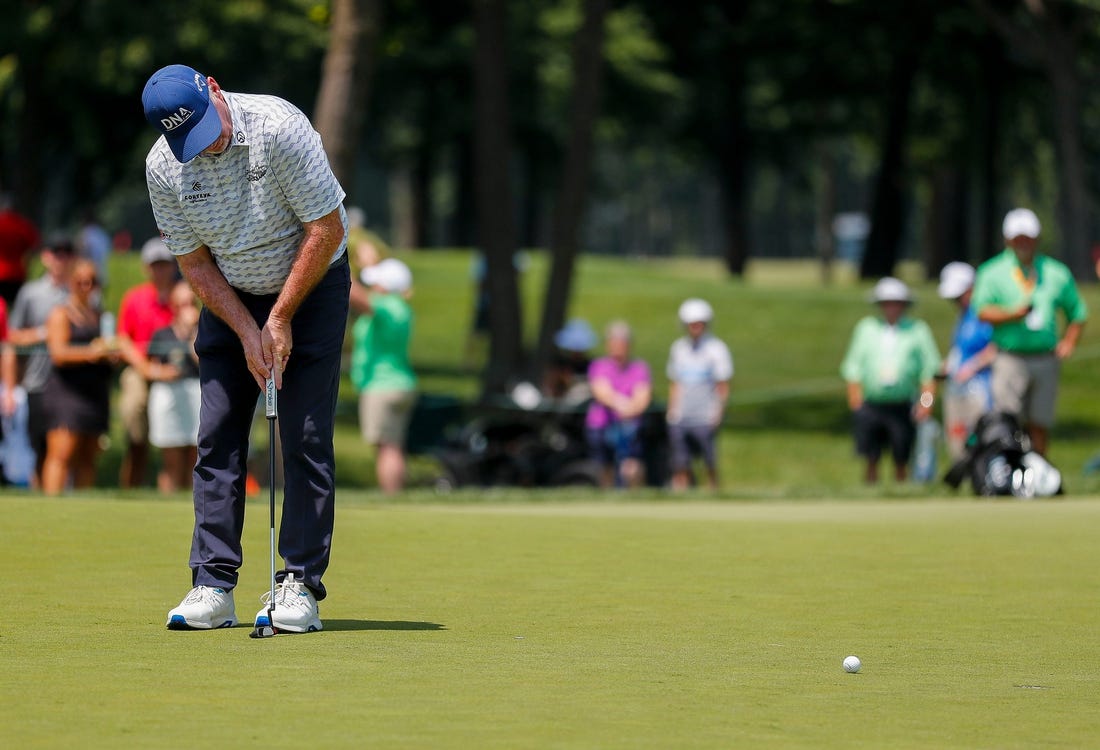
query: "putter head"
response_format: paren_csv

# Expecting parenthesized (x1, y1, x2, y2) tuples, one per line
(249, 606, 277, 638)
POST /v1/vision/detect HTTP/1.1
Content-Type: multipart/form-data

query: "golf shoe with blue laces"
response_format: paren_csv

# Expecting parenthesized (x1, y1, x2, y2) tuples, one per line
(253, 573, 322, 633)
(166, 585, 238, 630)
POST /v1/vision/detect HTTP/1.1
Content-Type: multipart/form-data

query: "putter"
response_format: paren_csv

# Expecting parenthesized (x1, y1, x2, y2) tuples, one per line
(250, 373, 279, 639)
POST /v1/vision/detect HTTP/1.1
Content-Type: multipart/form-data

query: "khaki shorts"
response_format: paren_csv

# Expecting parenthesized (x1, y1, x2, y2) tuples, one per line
(942, 385, 990, 460)
(118, 366, 150, 443)
(359, 390, 417, 446)
(991, 352, 1059, 428)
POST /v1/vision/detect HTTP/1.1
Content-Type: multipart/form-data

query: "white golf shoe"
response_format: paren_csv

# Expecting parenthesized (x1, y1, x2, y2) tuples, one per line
(166, 585, 238, 630)
(253, 573, 322, 633)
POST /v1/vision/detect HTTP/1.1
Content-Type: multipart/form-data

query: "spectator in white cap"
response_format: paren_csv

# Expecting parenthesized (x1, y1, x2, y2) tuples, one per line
(936, 262, 996, 459)
(666, 298, 733, 491)
(970, 208, 1087, 455)
(350, 258, 417, 493)
(840, 278, 941, 483)
(115, 236, 180, 488)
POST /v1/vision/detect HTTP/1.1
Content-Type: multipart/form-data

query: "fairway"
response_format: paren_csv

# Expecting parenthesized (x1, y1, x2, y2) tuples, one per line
(3, 493, 1099, 749)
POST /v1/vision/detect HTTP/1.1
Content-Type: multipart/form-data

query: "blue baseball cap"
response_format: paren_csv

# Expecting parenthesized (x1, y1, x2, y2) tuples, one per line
(553, 319, 597, 352)
(142, 64, 222, 163)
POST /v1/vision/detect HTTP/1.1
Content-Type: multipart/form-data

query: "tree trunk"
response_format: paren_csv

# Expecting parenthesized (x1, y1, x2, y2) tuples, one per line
(312, 0, 382, 199)
(533, 0, 610, 380)
(861, 43, 921, 279)
(716, 6, 750, 277)
(978, 31, 1003, 261)
(924, 166, 968, 276)
(814, 140, 837, 285)
(410, 145, 433, 248)
(1046, 43, 1090, 277)
(473, 0, 524, 395)
(451, 132, 477, 247)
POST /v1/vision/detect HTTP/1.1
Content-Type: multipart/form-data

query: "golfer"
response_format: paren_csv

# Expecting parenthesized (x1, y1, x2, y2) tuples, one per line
(971, 208, 1087, 455)
(143, 64, 350, 633)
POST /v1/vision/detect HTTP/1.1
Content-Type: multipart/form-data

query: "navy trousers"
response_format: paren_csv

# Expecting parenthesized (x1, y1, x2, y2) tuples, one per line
(189, 258, 350, 600)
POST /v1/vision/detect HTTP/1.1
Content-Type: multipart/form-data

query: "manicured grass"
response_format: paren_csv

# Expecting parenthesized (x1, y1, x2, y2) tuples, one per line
(4, 491, 1100, 748)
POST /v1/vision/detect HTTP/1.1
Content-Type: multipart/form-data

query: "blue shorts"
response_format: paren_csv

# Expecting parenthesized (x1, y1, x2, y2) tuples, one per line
(587, 421, 643, 467)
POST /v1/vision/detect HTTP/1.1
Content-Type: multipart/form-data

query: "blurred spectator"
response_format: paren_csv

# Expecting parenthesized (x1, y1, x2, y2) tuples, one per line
(349, 234, 383, 315)
(543, 318, 597, 406)
(112, 229, 133, 253)
(0, 194, 40, 306)
(465, 252, 528, 368)
(666, 298, 733, 491)
(139, 281, 201, 493)
(972, 208, 1087, 456)
(586, 321, 652, 488)
(76, 210, 112, 287)
(841, 278, 941, 483)
(937, 262, 996, 460)
(41, 259, 131, 494)
(350, 258, 417, 493)
(0, 294, 11, 483)
(0, 290, 34, 487)
(0, 238, 75, 486)
(116, 237, 178, 487)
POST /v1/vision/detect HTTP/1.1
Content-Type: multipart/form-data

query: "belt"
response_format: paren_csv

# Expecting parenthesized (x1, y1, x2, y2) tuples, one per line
(1001, 349, 1054, 358)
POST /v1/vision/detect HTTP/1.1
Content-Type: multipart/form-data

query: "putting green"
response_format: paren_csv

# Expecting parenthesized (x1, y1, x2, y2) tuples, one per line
(3, 494, 1098, 748)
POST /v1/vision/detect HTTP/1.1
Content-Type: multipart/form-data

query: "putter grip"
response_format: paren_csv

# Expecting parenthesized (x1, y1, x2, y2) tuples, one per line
(265, 376, 277, 419)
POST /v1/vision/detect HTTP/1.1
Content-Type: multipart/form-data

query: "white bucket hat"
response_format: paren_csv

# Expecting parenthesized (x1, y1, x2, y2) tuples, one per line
(870, 277, 913, 304)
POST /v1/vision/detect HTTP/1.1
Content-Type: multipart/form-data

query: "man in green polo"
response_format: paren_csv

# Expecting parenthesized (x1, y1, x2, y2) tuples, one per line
(971, 208, 1087, 455)
(841, 277, 941, 484)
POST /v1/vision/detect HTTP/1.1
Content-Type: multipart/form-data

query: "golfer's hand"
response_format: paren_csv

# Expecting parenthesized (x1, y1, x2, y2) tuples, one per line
(241, 327, 269, 390)
(261, 314, 293, 389)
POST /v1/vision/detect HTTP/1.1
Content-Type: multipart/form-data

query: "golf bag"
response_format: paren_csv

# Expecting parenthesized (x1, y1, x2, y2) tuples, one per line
(943, 411, 1062, 497)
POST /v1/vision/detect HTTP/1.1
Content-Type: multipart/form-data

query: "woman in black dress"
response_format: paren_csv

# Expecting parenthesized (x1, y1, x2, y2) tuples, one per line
(41, 259, 131, 494)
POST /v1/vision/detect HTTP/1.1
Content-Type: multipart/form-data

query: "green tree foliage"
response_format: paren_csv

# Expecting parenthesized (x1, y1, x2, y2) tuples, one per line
(0, 0, 327, 226)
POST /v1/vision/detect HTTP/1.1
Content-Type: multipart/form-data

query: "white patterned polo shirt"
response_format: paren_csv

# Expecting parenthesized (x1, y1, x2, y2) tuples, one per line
(145, 92, 348, 295)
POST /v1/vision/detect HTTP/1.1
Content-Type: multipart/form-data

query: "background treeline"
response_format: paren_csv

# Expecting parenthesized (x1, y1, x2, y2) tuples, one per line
(4, 0, 1100, 390)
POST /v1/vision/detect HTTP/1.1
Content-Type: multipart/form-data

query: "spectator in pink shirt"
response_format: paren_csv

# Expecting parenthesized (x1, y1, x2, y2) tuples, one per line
(586, 321, 652, 488)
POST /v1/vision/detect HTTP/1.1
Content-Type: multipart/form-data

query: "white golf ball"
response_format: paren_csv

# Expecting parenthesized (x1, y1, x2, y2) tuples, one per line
(843, 655, 862, 673)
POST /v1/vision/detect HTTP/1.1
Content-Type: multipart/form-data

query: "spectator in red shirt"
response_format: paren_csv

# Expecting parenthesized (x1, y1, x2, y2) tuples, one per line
(0, 195, 40, 306)
(116, 237, 178, 487)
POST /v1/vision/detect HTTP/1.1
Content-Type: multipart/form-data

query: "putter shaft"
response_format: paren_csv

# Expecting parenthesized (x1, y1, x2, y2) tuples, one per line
(265, 375, 278, 635)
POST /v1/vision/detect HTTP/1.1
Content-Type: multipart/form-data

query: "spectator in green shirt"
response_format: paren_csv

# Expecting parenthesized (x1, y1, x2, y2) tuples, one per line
(841, 278, 941, 484)
(350, 258, 417, 493)
(971, 208, 1087, 455)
